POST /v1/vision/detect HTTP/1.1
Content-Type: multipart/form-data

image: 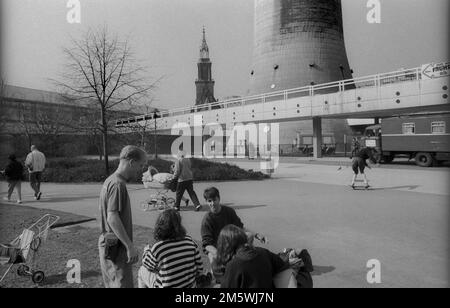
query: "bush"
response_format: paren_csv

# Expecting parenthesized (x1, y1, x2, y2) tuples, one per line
(191, 158, 268, 181)
(29, 157, 268, 183)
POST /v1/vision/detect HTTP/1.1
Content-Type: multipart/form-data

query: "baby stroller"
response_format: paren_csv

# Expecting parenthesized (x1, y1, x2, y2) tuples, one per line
(0, 214, 60, 286)
(141, 168, 176, 212)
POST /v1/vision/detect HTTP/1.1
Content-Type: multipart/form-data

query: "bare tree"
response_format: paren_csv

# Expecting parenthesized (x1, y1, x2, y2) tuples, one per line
(55, 26, 159, 175)
(32, 104, 75, 154)
(16, 102, 35, 148)
(118, 104, 158, 151)
(0, 79, 8, 135)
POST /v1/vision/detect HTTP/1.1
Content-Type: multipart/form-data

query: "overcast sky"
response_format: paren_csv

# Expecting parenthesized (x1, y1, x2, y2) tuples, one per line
(1, 0, 449, 110)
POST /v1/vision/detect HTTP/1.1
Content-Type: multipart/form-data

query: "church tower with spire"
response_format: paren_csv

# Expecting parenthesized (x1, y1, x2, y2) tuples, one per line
(195, 28, 216, 106)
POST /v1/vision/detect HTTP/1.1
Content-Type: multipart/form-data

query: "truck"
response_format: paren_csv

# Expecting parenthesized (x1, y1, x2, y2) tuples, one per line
(362, 112, 450, 167)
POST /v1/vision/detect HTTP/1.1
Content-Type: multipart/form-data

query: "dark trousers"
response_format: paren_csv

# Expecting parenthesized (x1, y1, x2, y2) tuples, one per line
(8, 181, 22, 200)
(175, 180, 200, 207)
(29, 172, 42, 196)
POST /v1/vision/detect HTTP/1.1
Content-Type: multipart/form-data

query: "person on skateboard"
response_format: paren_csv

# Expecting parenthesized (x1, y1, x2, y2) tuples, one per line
(351, 147, 378, 189)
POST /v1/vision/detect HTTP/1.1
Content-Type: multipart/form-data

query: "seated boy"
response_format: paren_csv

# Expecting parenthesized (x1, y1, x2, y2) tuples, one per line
(200, 187, 267, 276)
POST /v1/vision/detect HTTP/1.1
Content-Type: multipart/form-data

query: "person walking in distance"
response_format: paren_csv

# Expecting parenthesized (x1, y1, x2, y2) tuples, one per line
(173, 150, 202, 212)
(98, 145, 147, 288)
(2, 154, 25, 204)
(25, 145, 46, 200)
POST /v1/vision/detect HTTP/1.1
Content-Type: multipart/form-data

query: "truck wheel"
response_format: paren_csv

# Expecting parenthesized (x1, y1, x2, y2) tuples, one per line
(415, 152, 434, 167)
(382, 155, 394, 164)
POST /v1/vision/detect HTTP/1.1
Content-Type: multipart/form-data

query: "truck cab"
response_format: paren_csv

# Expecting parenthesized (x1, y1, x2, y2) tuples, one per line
(361, 124, 388, 163)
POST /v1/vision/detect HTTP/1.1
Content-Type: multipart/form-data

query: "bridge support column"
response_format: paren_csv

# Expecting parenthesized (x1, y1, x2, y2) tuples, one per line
(313, 117, 323, 159)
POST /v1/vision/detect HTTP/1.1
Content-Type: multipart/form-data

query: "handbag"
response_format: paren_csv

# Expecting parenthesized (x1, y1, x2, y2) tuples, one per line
(104, 232, 120, 262)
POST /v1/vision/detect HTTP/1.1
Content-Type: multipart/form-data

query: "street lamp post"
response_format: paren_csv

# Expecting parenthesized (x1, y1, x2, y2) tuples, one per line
(153, 109, 159, 159)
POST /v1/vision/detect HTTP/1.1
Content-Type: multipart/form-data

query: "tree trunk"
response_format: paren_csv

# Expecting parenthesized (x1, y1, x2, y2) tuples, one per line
(101, 107, 109, 175)
(27, 134, 32, 149)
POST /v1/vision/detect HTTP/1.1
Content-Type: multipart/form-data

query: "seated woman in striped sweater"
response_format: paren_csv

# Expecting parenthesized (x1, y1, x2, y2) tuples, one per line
(138, 209, 204, 288)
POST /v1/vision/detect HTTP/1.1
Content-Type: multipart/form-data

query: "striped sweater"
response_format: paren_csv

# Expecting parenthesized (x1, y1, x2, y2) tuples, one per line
(142, 236, 203, 288)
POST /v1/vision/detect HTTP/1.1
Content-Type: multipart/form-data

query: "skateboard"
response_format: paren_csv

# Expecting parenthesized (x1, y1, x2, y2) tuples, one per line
(350, 185, 371, 190)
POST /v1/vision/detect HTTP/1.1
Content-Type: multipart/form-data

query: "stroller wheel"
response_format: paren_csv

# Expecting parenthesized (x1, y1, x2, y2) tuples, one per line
(32, 271, 45, 284)
(17, 265, 30, 276)
(166, 198, 175, 207)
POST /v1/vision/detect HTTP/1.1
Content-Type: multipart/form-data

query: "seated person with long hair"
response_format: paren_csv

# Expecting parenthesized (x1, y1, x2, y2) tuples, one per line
(214, 225, 287, 288)
(138, 209, 203, 288)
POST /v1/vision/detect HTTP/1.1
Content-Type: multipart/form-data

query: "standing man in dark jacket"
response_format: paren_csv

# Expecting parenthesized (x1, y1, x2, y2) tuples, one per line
(2, 154, 24, 204)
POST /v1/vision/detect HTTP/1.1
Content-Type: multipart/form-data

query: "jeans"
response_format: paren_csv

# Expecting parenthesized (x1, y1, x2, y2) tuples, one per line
(137, 266, 156, 288)
(175, 180, 200, 207)
(98, 235, 134, 288)
(29, 172, 42, 196)
(7, 181, 22, 201)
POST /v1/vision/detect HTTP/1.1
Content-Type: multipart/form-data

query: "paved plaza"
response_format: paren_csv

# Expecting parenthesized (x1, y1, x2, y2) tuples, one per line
(1, 160, 448, 288)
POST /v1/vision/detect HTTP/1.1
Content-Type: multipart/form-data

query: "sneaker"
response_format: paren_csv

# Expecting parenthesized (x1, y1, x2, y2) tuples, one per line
(3, 197, 11, 202)
(174, 206, 180, 211)
(37, 192, 42, 200)
(195, 205, 202, 212)
(17, 200, 22, 204)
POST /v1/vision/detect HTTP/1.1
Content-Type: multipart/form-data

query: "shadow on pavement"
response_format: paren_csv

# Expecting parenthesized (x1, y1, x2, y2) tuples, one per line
(311, 265, 336, 276)
(38, 195, 99, 203)
(369, 185, 420, 191)
(178, 203, 268, 212)
(43, 270, 101, 286)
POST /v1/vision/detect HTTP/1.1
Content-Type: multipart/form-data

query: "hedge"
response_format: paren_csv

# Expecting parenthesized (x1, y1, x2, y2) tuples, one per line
(1, 157, 268, 183)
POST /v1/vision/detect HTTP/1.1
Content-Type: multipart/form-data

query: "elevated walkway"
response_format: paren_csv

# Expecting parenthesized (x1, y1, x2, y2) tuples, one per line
(117, 63, 450, 158)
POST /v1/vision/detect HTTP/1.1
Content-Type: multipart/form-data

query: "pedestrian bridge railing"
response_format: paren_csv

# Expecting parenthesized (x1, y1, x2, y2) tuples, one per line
(116, 65, 449, 130)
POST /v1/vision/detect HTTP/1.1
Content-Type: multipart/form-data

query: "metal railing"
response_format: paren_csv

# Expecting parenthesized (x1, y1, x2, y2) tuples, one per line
(116, 66, 423, 126)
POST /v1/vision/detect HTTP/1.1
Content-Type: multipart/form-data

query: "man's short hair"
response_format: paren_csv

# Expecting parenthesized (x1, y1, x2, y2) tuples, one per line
(31, 145, 37, 151)
(204, 187, 220, 200)
(119, 145, 147, 162)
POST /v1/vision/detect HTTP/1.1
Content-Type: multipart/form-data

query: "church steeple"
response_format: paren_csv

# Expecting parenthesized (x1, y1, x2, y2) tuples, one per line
(200, 27, 209, 59)
(195, 27, 215, 106)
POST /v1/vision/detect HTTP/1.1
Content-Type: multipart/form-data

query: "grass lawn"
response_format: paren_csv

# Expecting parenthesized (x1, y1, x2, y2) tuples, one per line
(0, 203, 209, 288)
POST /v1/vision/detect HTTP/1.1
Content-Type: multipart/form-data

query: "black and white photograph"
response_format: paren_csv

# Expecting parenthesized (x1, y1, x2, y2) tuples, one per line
(0, 0, 449, 293)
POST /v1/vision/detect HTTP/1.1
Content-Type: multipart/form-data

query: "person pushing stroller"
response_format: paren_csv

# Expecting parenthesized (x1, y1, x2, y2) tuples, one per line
(142, 165, 190, 207)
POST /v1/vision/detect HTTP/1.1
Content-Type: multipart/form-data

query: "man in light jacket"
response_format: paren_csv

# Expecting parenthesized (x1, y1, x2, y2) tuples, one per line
(25, 145, 46, 200)
(173, 150, 201, 211)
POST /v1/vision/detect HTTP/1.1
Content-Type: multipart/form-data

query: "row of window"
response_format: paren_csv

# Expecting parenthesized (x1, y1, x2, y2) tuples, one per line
(402, 121, 446, 135)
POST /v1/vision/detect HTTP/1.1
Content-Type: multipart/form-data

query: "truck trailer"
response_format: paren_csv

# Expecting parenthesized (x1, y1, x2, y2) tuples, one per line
(362, 113, 450, 167)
